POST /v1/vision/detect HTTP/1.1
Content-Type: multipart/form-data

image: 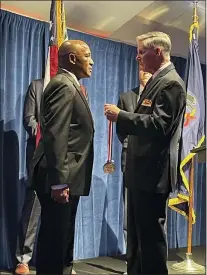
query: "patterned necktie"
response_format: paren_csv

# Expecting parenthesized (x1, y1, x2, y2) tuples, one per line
(80, 85, 87, 98)
(80, 85, 89, 103)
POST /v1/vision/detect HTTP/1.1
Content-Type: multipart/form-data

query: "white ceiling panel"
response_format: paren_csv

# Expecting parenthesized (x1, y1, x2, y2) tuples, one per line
(64, 1, 153, 34)
(138, 1, 206, 37)
(138, 1, 185, 24)
(1, 1, 153, 34)
(1, 0, 206, 63)
(110, 14, 206, 63)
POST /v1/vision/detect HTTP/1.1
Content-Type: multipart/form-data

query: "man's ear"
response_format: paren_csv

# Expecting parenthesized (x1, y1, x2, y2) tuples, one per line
(69, 53, 76, 64)
(155, 47, 162, 57)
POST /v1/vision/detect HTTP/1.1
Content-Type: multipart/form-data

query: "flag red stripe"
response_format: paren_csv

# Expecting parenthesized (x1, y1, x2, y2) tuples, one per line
(36, 0, 67, 147)
(50, 45, 59, 78)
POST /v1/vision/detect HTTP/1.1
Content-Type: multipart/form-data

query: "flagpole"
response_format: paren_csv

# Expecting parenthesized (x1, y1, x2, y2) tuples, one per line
(171, 157, 205, 273)
(192, 0, 198, 24)
(171, 2, 205, 273)
(187, 157, 194, 255)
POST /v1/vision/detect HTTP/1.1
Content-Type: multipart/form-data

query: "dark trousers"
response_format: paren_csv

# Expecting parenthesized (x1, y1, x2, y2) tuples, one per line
(123, 173, 127, 244)
(16, 188, 41, 264)
(16, 141, 41, 265)
(127, 189, 169, 275)
(36, 193, 79, 275)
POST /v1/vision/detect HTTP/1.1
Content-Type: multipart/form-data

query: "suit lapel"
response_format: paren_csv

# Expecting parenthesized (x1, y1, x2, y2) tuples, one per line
(135, 63, 175, 112)
(60, 71, 94, 129)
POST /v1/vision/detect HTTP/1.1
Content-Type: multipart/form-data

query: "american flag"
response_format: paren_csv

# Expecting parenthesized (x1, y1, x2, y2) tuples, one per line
(36, 0, 68, 146)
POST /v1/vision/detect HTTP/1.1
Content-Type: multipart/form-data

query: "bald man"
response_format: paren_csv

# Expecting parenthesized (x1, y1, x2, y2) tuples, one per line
(30, 40, 94, 275)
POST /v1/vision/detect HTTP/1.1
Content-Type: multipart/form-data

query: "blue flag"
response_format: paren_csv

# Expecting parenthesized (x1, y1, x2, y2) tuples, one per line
(168, 21, 205, 224)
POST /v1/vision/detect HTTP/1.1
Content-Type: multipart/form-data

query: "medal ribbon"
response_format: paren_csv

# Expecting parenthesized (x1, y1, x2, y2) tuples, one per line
(107, 121, 113, 162)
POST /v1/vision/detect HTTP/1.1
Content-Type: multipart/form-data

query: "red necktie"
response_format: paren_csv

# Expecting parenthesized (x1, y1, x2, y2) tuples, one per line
(80, 85, 87, 98)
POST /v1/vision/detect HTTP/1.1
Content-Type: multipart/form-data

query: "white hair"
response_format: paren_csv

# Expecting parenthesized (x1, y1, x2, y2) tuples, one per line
(136, 31, 171, 56)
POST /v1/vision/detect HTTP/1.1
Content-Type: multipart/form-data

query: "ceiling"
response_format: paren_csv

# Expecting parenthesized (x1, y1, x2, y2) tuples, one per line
(2, 1, 206, 63)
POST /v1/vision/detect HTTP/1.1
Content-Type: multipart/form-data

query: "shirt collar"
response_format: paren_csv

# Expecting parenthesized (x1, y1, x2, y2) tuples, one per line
(152, 61, 171, 79)
(60, 68, 80, 86)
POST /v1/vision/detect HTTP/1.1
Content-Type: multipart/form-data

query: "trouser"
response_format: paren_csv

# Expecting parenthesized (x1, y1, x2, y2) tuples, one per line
(36, 193, 79, 275)
(16, 140, 41, 265)
(123, 173, 127, 244)
(16, 188, 41, 264)
(127, 189, 169, 275)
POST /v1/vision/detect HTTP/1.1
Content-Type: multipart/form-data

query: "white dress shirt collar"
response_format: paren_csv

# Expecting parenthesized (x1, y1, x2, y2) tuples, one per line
(152, 61, 171, 79)
(60, 68, 80, 86)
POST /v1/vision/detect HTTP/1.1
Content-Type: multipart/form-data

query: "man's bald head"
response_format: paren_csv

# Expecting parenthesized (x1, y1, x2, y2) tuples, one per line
(58, 40, 94, 79)
(58, 40, 89, 57)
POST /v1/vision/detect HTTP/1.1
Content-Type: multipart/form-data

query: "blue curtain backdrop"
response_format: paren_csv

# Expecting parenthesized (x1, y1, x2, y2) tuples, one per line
(0, 10, 49, 269)
(0, 10, 206, 270)
(67, 29, 138, 260)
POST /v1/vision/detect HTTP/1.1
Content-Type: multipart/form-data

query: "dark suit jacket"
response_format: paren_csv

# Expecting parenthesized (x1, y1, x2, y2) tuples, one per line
(23, 79, 43, 137)
(30, 70, 94, 196)
(116, 86, 140, 172)
(117, 63, 186, 194)
(23, 79, 43, 172)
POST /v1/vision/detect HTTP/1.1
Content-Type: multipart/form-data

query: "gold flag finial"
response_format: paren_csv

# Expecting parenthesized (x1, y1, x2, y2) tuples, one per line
(193, 1, 198, 24)
(189, 1, 199, 41)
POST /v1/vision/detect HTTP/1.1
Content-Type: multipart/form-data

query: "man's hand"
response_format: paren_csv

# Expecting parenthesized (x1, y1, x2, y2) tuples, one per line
(33, 124, 38, 136)
(51, 187, 69, 204)
(104, 104, 121, 122)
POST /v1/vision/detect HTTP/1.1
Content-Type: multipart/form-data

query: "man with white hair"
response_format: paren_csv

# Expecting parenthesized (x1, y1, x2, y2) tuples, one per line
(104, 32, 186, 274)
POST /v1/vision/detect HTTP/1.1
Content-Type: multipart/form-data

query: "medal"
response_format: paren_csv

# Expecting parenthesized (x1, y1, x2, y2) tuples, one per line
(103, 121, 116, 174)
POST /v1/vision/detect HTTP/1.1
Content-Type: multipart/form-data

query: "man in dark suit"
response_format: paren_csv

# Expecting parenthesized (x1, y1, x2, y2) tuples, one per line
(30, 40, 94, 275)
(116, 67, 152, 244)
(105, 32, 186, 275)
(15, 79, 78, 275)
(15, 79, 43, 275)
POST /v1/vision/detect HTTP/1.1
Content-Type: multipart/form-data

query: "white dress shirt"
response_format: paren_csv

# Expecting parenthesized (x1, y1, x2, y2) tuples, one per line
(152, 61, 171, 79)
(60, 68, 80, 86)
(51, 69, 80, 190)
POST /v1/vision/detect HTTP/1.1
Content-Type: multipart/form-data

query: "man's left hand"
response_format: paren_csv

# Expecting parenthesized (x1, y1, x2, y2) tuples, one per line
(104, 104, 120, 122)
(51, 187, 69, 204)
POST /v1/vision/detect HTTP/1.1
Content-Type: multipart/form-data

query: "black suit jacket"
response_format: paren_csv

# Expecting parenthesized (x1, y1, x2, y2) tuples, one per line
(23, 79, 43, 172)
(117, 64, 186, 194)
(23, 79, 43, 137)
(30, 70, 94, 196)
(116, 86, 140, 172)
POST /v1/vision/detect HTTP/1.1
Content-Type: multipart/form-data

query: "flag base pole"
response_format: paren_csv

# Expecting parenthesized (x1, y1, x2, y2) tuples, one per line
(171, 253, 205, 274)
(172, 155, 205, 274)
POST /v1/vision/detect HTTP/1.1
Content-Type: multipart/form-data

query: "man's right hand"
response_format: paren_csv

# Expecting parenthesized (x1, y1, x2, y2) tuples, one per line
(28, 117, 38, 136)
(51, 187, 69, 204)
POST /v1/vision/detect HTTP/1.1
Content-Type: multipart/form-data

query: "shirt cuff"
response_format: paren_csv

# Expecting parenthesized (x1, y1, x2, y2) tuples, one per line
(51, 184, 68, 190)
